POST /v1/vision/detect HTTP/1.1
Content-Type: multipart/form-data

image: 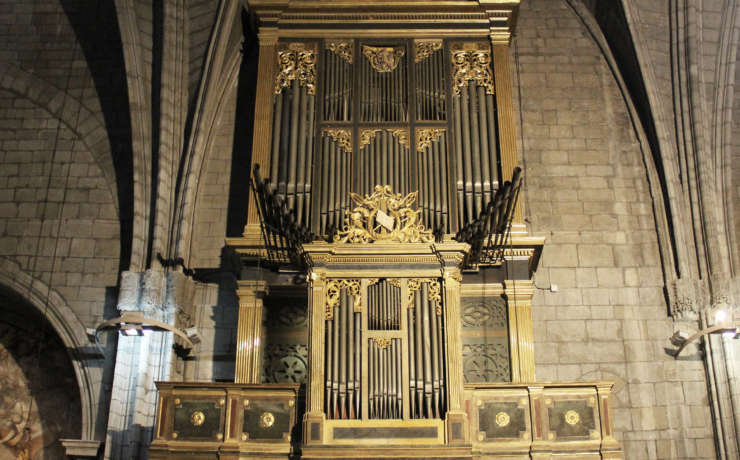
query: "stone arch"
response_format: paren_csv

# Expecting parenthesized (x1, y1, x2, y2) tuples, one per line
(0, 63, 119, 216)
(0, 257, 99, 441)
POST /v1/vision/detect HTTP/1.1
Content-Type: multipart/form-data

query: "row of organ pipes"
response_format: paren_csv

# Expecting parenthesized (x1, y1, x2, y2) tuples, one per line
(324, 280, 445, 420)
(268, 40, 501, 236)
(325, 288, 361, 420)
(358, 130, 411, 198)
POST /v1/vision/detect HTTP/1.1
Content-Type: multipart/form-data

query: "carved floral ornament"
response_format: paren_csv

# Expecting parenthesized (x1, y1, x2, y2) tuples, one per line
(324, 129, 352, 153)
(274, 42, 317, 95)
(450, 43, 494, 96)
(407, 278, 442, 315)
(334, 185, 435, 244)
(359, 128, 409, 149)
(414, 40, 442, 63)
(325, 279, 361, 320)
(327, 40, 353, 63)
(416, 128, 445, 152)
(362, 45, 405, 72)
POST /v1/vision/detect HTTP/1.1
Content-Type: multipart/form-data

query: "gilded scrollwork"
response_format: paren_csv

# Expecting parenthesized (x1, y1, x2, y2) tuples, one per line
(450, 43, 494, 96)
(359, 129, 381, 149)
(372, 338, 391, 349)
(406, 278, 442, 315)
(362, 45, 405, 72)
(324, 129, 352, 153)
(414, 39, 443, 63)
(327, 40, 353, 63)
(325, 279, 361, 319)
(416, 128, 445, 152)
(274, 43, 317, 95)
(389, 129, 409, 148)
(334, 185, 434, 244)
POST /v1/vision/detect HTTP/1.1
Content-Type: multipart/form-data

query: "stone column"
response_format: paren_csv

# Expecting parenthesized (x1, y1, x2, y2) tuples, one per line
(504, 280, 535, 382)
(234, 280, 269, 384)
(104, 269, 194, 459)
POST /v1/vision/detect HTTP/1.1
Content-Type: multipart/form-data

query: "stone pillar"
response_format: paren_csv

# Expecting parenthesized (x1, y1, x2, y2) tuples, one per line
(504, 280, 535, 382)
(234, 280, 269, 383)
(104, 269, 194, 459)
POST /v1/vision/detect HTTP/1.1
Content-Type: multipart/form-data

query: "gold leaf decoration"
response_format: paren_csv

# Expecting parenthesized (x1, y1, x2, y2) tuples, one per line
(407, 278, 442, 314)
(325, 129, 352, 153)
(450, 43, 494, 96)
(334, 185, 434, 244)
(327, 40, 353, 63)
(372, 338, 391, 349)
(389, 129, 410, 148)
(325, 279, 361, 319)
(359, 129, 381, 149)
(416, 128, 445, 152)
(362, 45, 405, 72)
(414, 39, 442, 63)
(274, 43, 317, 95)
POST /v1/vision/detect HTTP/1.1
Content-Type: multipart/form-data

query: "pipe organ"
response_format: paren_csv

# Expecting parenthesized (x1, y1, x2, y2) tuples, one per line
(150, 2, 624, 459)
(266, 35, 504, 239)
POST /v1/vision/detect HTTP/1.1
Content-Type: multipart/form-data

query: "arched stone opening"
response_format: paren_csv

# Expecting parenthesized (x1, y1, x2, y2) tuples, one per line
(0, 284, 82, 459)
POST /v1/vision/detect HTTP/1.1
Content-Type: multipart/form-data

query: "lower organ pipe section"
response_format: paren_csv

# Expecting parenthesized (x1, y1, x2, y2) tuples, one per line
(325, 288, 361, 420)
(416, 129, 449, 234)
(368, 279, 401, 330)
(369, 338, 402, 419)
(408, 281, 445, 419)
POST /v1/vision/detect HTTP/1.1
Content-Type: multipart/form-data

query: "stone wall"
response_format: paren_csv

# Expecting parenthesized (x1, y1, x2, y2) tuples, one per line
(0, 89, 119, 328)
(514, 1, 715, 458)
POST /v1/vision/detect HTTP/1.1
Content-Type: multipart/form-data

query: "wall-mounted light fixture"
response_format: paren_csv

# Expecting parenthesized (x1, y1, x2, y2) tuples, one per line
(669, 308, 738, 358)
(95, 311, 196, 349)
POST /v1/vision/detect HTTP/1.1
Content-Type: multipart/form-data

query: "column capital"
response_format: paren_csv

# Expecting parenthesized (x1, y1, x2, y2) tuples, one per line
(503, 280, 534, 300)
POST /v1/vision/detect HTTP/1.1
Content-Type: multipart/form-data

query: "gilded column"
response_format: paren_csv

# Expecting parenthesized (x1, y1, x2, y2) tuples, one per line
(490, 39, 524, 229)
(504, 280, 535, 382)
(596, 383, 623, 459)
(244, 28, 279, 242)
(443, 269, 469, 444)
(304, 271, 326, 444)
(235, 280, 269, 383)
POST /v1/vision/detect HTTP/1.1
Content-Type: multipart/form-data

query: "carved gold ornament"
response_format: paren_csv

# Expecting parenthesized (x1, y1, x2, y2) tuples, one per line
(389, 129, 410, 148)
(450, 43, 494, 95)
(372, 338, 391, 349)
(359, 129, 381, 149)
(495, 411, 510, 427)
(326, 279, 361, 319)
(190, 410, 206, 427)
(327, 40, 353, 63)
(334, 186, 434, 244)
(388, 278, 402, 288)
(259, 411, 275, 428)
(274, 43, 317, 95)
(325, 129, 352, 153)
(362, 45, 405, 72)
(407, 278, 442, 314)
(416, 128, 445, 152)
(414, 40, 442, 63)
(564, 410, 580, 426)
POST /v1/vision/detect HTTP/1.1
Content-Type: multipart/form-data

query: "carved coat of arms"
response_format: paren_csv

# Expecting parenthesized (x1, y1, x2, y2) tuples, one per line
(334, 185, 434, 244)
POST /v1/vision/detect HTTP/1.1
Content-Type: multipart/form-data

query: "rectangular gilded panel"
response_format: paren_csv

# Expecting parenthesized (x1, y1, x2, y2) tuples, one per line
(172, 399, 225, 441)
